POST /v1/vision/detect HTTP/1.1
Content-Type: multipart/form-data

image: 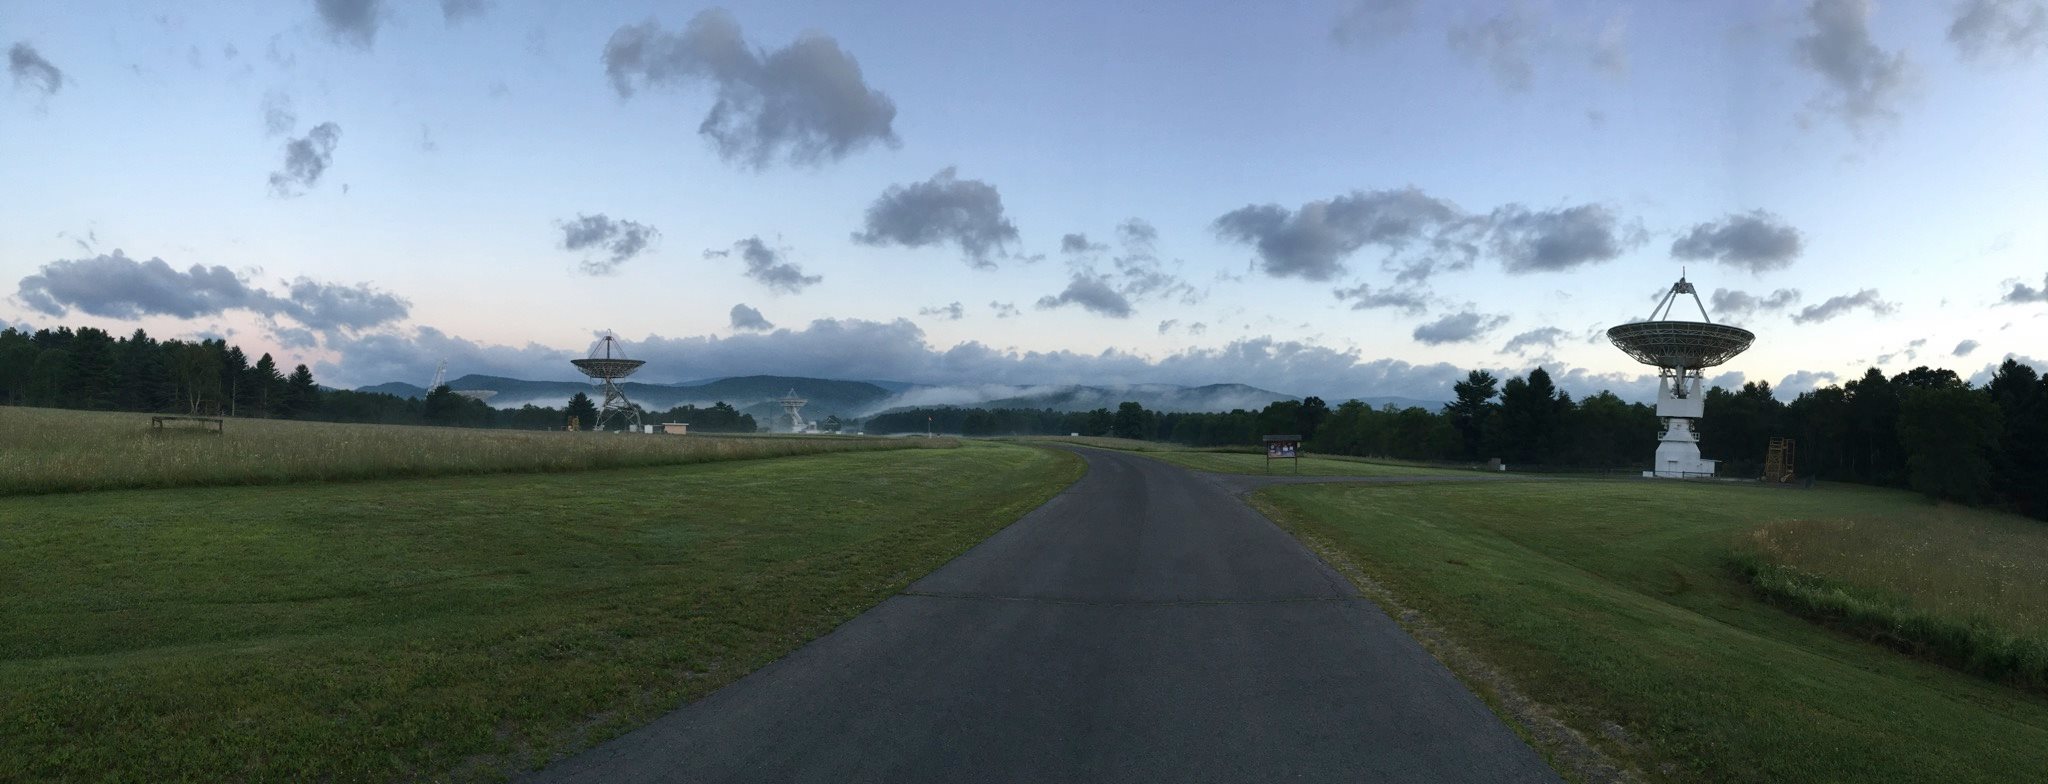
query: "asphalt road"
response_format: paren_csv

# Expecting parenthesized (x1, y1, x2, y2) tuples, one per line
(526, 447, 1559, 783)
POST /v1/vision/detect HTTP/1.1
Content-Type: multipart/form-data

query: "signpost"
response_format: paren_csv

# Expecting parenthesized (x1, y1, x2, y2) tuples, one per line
(1263, 434, 1302, 474)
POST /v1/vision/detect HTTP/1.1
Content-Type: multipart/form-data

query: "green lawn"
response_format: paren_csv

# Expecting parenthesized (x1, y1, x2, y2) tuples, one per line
(0, 443, 1082, 782)
(1252, 479, 2048, 782)
(1144, 450, 1473, 477)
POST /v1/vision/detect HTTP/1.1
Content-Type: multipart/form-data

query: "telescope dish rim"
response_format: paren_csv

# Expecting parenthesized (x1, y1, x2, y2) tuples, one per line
(1606, 320, 1755, 370)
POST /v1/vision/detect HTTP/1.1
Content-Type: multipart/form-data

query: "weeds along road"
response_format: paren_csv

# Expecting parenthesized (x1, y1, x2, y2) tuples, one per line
(527, 447, 1557, 783)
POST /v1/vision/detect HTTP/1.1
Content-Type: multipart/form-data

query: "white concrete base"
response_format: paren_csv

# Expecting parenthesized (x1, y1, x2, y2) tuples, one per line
(1643, 418, 1717, 478)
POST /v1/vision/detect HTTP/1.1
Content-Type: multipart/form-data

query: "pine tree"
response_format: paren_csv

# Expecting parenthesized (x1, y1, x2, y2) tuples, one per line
(565, 392, 598, 430)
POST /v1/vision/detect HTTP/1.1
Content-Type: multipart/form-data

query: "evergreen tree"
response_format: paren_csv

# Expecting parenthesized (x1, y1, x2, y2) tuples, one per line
(565, 392, 598, 430)
(1445, 370, 1499, 461)
(1897, 385, 2002, 504)
(283, 364, 320, 417)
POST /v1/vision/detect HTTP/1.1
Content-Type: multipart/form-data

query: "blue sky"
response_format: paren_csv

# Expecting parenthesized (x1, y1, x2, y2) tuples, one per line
(3, 0, 2045, 401)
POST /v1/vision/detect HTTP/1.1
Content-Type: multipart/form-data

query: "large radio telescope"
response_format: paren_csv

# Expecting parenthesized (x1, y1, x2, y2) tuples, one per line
(570, 332, 645, 431)
(1607, 275, 1755, 478)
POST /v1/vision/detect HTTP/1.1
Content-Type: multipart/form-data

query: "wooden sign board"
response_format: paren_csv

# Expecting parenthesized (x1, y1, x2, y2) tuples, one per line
(1263, 435, 1302, 474)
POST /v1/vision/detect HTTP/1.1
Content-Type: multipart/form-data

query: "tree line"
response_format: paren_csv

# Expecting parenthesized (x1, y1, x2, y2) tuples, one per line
(867, 361, 2048, 520)
(0, 326, 756, 433)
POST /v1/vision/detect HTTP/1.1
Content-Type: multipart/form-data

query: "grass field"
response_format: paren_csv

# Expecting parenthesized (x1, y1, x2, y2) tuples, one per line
(1253, 479, 2048, 782)
(0, 442, 1083, 782)
(1143, 450, 1474, 477)
(0, 406, 948, 495)
(1000, 435, 1252, 452)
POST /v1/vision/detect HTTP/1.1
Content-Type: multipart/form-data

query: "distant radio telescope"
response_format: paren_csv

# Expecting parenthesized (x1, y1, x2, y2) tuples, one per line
(571, 331, 645, 431)
(776, 389, 809, 433)
(1607, 274, 1754, 478)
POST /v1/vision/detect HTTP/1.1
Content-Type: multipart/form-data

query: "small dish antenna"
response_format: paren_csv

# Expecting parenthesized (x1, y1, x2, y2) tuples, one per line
(570, 331, 646, 430)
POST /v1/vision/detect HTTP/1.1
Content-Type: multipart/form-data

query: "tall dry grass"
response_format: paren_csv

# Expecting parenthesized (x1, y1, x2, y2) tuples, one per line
(1735, 512, 2048, 690)
(0, 407, 954, 495)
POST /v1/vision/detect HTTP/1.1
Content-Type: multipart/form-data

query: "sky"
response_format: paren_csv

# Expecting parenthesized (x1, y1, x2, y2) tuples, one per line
(3, 0, 2046, 403)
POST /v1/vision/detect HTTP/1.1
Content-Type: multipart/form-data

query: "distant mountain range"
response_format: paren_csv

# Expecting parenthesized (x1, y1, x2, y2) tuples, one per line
(355, 374, 1446, 423)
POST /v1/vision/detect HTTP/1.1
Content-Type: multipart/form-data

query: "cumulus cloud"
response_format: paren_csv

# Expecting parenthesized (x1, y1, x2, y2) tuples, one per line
(314, 0, 382, 49)
(1501, 326, 1567, 354)
(989, 301, 1020, 319)
(729, 303, 773, 332)
(1955, 339, 1982, 357)
(1795, 0, 1913, 134)
(2004, 273, 2048, 303)
(1950, 0, 2048, 63)
(1212, 188, 1474, 282)
(1413, 311, 1508, 345)
(1671, 211, 1803, 273)
(919, 301, 965, 320)
(1036, 273, 1133, 318)
(268, 122, 342, 197)
(1709, 288, 1802, 321)
(1791, 288, 1898, 324)
(8, 42, 64, 96)
(14, 250, 409, 333)
(1061, 233, 1106, 254)
(853, 167, 1019, 268)
(602, 9, 899, 168)
(1332, 0, 1419, 46)
(710, 236, 821, 293)
(559, 214, 660, 275)
(1330, 282, 1427, 314)
(1487, 203, 1641, 273)
(440, 0, 489, 24)
(1778, 369, 1841, 397)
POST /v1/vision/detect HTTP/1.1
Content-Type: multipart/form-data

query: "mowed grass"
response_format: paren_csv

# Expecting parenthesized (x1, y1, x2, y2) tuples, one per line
(1252, 480, 2048, 783)
(1145, 450, 1473, 477)
(1736, 515, 2048, 690)
(0, 443, 1083, 782)
(1001, 435, 1250, 452)
(0, 406, 947, 495)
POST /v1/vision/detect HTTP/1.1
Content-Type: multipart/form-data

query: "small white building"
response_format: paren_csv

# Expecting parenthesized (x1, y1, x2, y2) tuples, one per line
(661, 422, 689, 435)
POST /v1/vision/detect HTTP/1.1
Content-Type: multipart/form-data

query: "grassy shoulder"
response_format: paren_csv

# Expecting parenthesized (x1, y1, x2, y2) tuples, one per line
(1252, 479, 2048, 783)
(0, 442, 1082, 782)
(0, 406, 950, 495)
(1144, 450, 1473, 477)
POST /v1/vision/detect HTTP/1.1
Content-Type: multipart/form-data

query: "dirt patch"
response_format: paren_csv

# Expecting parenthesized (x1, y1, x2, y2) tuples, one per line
(1294, 530, 1644, 784)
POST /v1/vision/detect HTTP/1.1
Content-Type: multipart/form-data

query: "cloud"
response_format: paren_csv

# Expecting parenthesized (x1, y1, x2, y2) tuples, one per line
(14, 250, 409, 332)
(1413, 311, 1509, 345)
(1777, 369, 1841, 397)
(2004, 273, 2048, 303)
(440, 0, 489, 24)
(273, 325, 319, 349)
(271, 278, 411, 332)
(1061, 233, 1106, 254)
(919, 301, 965, 320)
(853, 167, 1019, 268)
(1036, 273, 1133, 318)
(1331, 283, 1427, 314)
(1487, 203, 1640, 273)
(1950, 0, 2048, 63)
(261, 90, 296, 136)
(1117, 218, 1160, 250)
(559, 214, 660, 275)
(602, 9, 899, 168)
(1332, 0, 1419, 47)
(1671, 210, 1803, 273)
(1448, 6, 1539, 91)
(1791, 288, 1898, 323)
(17, 251, 264, 320)
(314, 0, 382, 49)
(1501, 326, 1567, 354)
(1212, 188, 1473, 282)
(989, 301, 1020, 319)
(1795, 0, 1913, 134)
(729, 303, 773, 332)
(712, 237, 820, 293)
(1709, 288, 1801, 321)
(8, 42, 64, 96)
(1158, 319, 1179, 335)
(1955, 339, 1981, 357)
(268, 122, 342, 197)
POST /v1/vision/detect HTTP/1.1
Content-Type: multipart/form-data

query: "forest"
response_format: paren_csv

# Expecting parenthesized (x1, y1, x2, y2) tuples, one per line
(0, 326, 756, 433)
(868, 362, 2048, 520)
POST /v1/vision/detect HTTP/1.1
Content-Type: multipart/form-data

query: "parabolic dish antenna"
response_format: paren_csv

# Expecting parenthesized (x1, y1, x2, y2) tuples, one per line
(570, 332, 645, 430)
(1606, 275, 1755, 479)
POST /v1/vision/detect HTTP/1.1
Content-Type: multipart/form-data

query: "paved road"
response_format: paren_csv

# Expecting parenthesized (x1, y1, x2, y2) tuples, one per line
(526, 448, 1559, 783)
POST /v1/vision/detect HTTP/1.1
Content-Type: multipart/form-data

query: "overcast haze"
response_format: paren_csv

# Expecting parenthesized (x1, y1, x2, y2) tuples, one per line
(4, 0, 2045, 402)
